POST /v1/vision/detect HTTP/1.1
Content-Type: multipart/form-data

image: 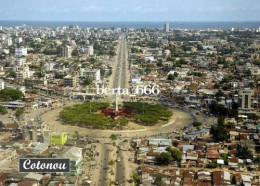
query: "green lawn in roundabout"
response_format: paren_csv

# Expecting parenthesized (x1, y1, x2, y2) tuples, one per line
(123, 102, 173, 126)
(59, 101, 172, 129)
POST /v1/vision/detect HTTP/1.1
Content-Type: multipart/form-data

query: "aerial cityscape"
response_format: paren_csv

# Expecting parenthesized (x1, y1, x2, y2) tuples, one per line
(0, 0, 260, 186)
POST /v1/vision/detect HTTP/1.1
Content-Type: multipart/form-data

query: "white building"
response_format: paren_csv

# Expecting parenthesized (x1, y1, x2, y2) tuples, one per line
(15, 48, 28, 56)
(131, 73, 141, 84)
(15, 37, 23, 44)
(62, 45, 72, 58)
(63, 75, 77, 87)
(58, 146, 83, 175)
(4, 38, 12, 46)
(69, 40, 76, 46)
(78, 46, 94, 56)
(87, 46, 94, 56)
(0, 79, 4, 90)
(164, 23, 170, 32)
(144, 56, 155, 62)
(48, 31, 56, 37)
(43, 62, 55, 71)
(14, 58, 26, 66)
(0, 48, 9, 54)
(14, 66, 31, 79)
(79, 69, 100, 81)
(239, 88, 255, 112)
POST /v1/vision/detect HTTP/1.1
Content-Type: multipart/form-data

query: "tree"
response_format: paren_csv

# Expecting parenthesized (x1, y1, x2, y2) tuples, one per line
(38, 70, 45, 78)
(131, 48, 139, 53)
(254, 156, 260, 164)
(168, 74, 175, 80)
(132, 171, 140, 184)
(9, 71, 16, 78)
(108, 160, 115, 166)
(155, 152, 173, 165)
(145, 67, 151, 75)
(209, 101, 228, 117)
(154, 174, 164, 186)
(210, 125, 228, 142)
(157, 59, 163, 67)
(237, 146, 253, 159)
(216, 90, 225, 101)
(197, 44, 203, 50)
(166, 147, 181, 161)
(55, 72, 66, 79)
(193, 121, 202, 127)
(207, 159, 218, 168)
(100, 68, 105, 77)
(247, 113, 260, 121)
(109, 134, 117, 141)
(0, 88, 24, 101)
(108, 50, 116, 56)
(84, 77, 93, 85)
(0, 105, 7, 115)
(72, 48, 78, 56)
(15, 108, 24, 118)
(217, 116, 225, 126)
(31, 89, 38, 94)
(221, 153, 229, 165)
(74, 131, 80, 143)
(89, 58, 96, 64)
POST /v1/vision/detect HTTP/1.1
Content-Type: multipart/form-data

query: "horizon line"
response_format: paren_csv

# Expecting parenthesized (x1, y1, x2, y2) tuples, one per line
(0, 20, 260, 23)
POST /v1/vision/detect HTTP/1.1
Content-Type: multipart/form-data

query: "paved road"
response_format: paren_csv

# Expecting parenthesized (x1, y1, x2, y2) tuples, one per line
(113, 33, 128, 89)
(98, 143, 110, 186)
(115, 141, 126, 185)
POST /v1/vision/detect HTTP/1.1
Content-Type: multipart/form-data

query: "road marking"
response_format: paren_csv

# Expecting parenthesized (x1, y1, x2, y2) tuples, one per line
(162, 119, 176, 128)
(102, 129, 147, 133)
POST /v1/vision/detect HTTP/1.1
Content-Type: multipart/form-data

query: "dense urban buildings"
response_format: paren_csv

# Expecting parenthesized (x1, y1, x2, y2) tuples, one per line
(0, 21, 260, 186)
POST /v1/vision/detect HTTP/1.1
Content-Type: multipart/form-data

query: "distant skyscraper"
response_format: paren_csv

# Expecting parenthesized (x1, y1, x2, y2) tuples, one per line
(62, 45, 72, 58)
(239, 88, 254, 112)
(87, 46, 94, 56)
(164, 23, 170, 32)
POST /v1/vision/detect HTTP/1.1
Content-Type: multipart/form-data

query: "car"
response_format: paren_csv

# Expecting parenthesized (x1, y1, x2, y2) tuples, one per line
(117, 158, 121, 162)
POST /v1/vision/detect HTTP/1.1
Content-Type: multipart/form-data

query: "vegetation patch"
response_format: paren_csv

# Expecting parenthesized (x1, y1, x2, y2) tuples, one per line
(60, 101, 173, 129)
(60, 102, 123, 129)
(0, 88, 24, 101)
(123, 102, 172, 125)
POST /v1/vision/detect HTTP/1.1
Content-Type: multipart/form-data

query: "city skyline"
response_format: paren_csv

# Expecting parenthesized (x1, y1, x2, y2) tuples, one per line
(0, 0, 259, 22)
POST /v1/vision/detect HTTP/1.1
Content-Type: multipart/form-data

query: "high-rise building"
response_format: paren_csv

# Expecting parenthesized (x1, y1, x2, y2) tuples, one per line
(63, 75, 77, 87)
(164, 23, 170, 32)
(15, 48, 28, 56)
(14, 58, 26, 66)
(4, 38, 13, 46)
(0, 79, 5, 90)
(79, 68, 100, 81)
(239, 88, 255, 112)
(87, 46, 94, 56)
(62, 45, 72, 58)
(15, 37, 23, 44)
(14, 65, 31, 79)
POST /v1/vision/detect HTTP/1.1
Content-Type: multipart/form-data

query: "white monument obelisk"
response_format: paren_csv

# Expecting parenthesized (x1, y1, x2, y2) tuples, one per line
(115, 92, 118, 112)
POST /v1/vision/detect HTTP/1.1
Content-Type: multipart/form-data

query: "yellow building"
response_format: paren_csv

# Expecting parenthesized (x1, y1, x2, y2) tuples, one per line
(50, 132, 67, 145)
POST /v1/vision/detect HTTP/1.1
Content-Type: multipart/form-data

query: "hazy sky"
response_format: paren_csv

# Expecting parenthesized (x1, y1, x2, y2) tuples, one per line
(0, 0, 259, 21)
